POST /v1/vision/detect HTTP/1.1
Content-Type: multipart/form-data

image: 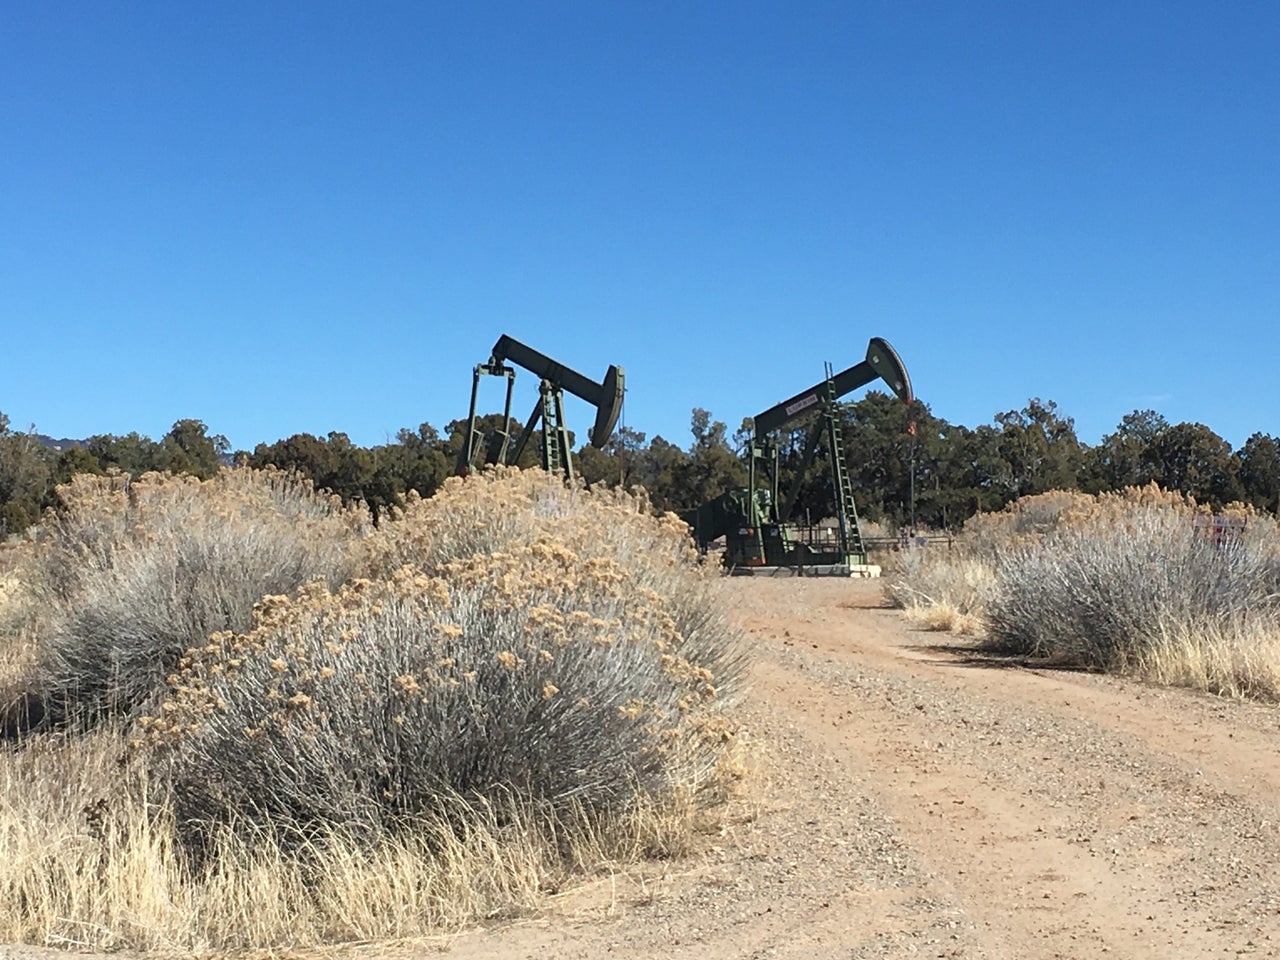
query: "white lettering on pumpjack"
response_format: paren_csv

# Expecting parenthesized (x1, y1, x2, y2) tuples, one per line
(784, 393, 820, 417)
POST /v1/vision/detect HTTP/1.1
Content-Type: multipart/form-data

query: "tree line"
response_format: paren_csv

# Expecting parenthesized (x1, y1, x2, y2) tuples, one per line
(578, 398, 1280, 527)
(2, 398, 1278, 539)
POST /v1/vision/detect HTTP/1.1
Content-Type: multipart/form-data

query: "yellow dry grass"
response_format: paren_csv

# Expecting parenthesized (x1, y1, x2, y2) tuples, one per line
(902, 602, 982, 637)
(885, 551, 995, 623)
(1138, 618, 1280, 701)
(0, 727, 756, 953)
(0, 555, 39, 702)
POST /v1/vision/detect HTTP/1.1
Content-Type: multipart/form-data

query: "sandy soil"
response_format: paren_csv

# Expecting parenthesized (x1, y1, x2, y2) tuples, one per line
(432, 576, 1280, 960)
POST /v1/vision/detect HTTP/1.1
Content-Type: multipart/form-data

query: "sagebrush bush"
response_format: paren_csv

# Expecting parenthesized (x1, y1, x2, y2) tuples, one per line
(13, 469, 365, 728)
(144, 539, 737, 847)
(985, 487, 1280, 670)
(889, 485, 1280, 698)
(961, 489, 1096, 563)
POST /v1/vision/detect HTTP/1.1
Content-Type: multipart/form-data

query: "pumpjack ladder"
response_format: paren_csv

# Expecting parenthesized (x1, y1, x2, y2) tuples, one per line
(823, 365, 866, 564)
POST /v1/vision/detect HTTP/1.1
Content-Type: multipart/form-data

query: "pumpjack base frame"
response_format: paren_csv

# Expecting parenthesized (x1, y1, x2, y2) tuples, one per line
(729, 563, 882, 579)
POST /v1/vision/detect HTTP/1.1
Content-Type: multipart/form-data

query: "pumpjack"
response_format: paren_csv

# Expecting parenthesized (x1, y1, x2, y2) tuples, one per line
(456, 334, 626, 481)
(682, 337, 913, 575)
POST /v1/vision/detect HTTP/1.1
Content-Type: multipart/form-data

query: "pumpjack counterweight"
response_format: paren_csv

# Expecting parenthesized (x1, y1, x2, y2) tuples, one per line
(456, 334, 626, 481)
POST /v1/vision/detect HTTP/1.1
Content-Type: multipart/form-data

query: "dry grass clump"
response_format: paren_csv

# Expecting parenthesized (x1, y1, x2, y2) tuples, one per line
(0, 729, 185, 951)
(889, 485, 1280, 699)
(884, 547, 995, 635)
(857, 518, 894, 539)
(902, 601, 984, 636)
(7, 469, 365, 730)
(1139, 618, 1280, 700)
(0, 556, 39, 698)
(0, 727, 715, 952)
(0, 541, 25, 574)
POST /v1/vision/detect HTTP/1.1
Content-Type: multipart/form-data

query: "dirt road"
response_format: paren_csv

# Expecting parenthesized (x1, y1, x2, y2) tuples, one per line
(440, 577, 1280, 959)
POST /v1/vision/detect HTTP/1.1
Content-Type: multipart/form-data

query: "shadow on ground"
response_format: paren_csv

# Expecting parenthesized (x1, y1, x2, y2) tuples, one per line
(906, 637, 1103, 675)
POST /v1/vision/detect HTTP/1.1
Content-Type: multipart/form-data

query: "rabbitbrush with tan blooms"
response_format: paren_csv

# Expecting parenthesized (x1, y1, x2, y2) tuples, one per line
(0, 467, 747, 952)
(887, 486, 1280, 699)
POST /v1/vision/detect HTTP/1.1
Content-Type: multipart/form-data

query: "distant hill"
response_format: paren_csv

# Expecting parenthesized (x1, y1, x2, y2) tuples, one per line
(34, 434, 87, 452)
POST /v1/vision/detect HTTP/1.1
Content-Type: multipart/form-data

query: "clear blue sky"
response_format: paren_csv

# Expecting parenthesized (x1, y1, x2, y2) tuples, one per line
(3, 1, 1277, 453)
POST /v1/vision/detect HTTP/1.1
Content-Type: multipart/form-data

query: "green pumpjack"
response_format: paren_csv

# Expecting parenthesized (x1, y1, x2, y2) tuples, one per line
(681, 337, 914, 575)
(457, 334, 626, 481)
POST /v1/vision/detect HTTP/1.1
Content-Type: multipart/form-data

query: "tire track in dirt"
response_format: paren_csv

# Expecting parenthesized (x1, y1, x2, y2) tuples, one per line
(800, 591, 1280, 807)
(754, 658, 1242, 958)
(742, 578, 1280, 958)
